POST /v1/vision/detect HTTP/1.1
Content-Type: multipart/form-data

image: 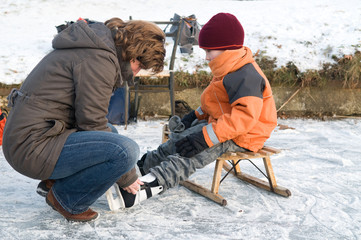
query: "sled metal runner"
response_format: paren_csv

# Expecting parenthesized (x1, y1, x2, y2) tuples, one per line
(180, 146, 291, 206)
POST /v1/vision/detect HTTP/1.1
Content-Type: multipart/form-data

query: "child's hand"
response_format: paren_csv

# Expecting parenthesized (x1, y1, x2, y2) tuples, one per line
(123, 178, 144, 195)
(181, 110, 197, 129)
(175, 131, 209, 158)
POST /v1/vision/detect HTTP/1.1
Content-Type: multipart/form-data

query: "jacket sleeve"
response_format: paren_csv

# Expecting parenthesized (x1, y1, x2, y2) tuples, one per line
(72, 52, 117, 131)
(202, 64, 266, 147)
(116, 167, 138, 188)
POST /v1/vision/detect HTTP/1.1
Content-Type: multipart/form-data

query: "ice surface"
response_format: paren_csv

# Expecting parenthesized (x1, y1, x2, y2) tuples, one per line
(1, 119, 361, 239)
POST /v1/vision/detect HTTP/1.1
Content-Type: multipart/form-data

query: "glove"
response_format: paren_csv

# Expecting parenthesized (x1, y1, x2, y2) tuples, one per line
(181, 110, 197, 129)
(168, 115, 185, 133)
(175, 131, 209, 158)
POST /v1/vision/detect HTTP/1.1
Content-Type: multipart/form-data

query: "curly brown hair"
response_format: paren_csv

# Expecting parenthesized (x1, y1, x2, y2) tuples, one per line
(105, 17, 166, 73)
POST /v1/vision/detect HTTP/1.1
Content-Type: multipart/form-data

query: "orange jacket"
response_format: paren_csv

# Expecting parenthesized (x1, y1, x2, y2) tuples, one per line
(195, 47, 277, 152)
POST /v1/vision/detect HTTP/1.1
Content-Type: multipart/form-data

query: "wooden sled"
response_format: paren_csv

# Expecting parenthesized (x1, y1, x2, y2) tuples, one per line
(162, 123, 291, 206)
(181, 146, 291, 206)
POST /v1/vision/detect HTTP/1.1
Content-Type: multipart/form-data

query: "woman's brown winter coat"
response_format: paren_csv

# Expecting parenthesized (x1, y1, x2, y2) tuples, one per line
(3, 21, 136, 185)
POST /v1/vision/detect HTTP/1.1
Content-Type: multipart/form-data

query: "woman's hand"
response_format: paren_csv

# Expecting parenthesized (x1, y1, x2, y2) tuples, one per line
(123, 178, 144, 195)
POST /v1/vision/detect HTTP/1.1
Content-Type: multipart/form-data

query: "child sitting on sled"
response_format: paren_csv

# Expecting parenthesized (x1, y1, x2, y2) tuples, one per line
(119, 12, 278, 208)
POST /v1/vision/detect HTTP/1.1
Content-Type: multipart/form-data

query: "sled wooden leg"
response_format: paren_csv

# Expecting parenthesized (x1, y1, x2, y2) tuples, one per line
(263, 155, 277, 191)
(210, 158, 224, 194)
(232, 159, 241, 174)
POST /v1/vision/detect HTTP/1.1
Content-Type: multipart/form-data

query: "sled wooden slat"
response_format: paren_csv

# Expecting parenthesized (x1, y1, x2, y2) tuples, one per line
(262, 146, 281, 154)
(180, 180, 227, 206)
(182, 146, 291, 206)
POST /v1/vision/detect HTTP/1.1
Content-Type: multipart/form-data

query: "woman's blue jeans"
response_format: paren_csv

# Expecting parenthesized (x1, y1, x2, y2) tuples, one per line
(49, 124, 139, 214)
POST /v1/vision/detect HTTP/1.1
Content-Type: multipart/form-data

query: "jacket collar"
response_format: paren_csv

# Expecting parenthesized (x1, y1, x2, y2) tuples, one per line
(208, 47, 254, 79)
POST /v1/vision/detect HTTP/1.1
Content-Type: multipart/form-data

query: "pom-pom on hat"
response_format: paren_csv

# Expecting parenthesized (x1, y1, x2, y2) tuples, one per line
(199, 13, 244, 50)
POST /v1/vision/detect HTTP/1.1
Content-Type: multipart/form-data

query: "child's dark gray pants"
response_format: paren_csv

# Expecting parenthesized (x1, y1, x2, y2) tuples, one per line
(143, 121, 247, 191)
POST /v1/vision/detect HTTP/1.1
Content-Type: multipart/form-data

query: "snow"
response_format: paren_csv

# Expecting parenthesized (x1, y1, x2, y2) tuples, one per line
(1, 118, 361, 239)
(1, 0, 361, 85)
(1, 0, 361, 239)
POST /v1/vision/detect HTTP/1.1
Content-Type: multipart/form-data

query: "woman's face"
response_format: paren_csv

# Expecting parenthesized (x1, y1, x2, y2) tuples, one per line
(205, 49, 225, 61)
(130, 59, 142, 76)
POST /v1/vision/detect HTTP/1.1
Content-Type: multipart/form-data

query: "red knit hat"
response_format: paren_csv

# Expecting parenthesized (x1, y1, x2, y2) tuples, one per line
(199, 13, 244, 50)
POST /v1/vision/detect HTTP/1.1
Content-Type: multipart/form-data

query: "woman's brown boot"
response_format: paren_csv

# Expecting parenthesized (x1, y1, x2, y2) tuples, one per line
(46, 189, 99, 222)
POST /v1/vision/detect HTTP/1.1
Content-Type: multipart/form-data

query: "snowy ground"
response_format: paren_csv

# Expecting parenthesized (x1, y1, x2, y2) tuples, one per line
(1, 0, 361, 85)
(1, 118, 361, 240)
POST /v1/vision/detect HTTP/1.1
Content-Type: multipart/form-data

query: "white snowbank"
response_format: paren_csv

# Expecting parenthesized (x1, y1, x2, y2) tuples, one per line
(1, 0, 360, 84)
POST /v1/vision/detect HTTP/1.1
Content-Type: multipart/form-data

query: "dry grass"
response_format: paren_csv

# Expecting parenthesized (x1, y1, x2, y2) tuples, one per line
(343, 52, 361, 88)
(168, 50, 360, 89)
(1, 51, 360, 93)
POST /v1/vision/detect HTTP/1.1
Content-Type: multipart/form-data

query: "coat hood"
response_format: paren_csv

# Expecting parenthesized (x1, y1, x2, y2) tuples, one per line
(52, 20, 116, 54)
(52, 20, 134, 86)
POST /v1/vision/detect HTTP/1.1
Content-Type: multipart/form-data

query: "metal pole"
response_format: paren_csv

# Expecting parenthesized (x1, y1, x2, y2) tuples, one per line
(168, 19, 184, 116)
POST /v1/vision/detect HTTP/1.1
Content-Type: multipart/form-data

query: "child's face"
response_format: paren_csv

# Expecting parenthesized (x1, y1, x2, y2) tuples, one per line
(205, 49, 225, 61)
